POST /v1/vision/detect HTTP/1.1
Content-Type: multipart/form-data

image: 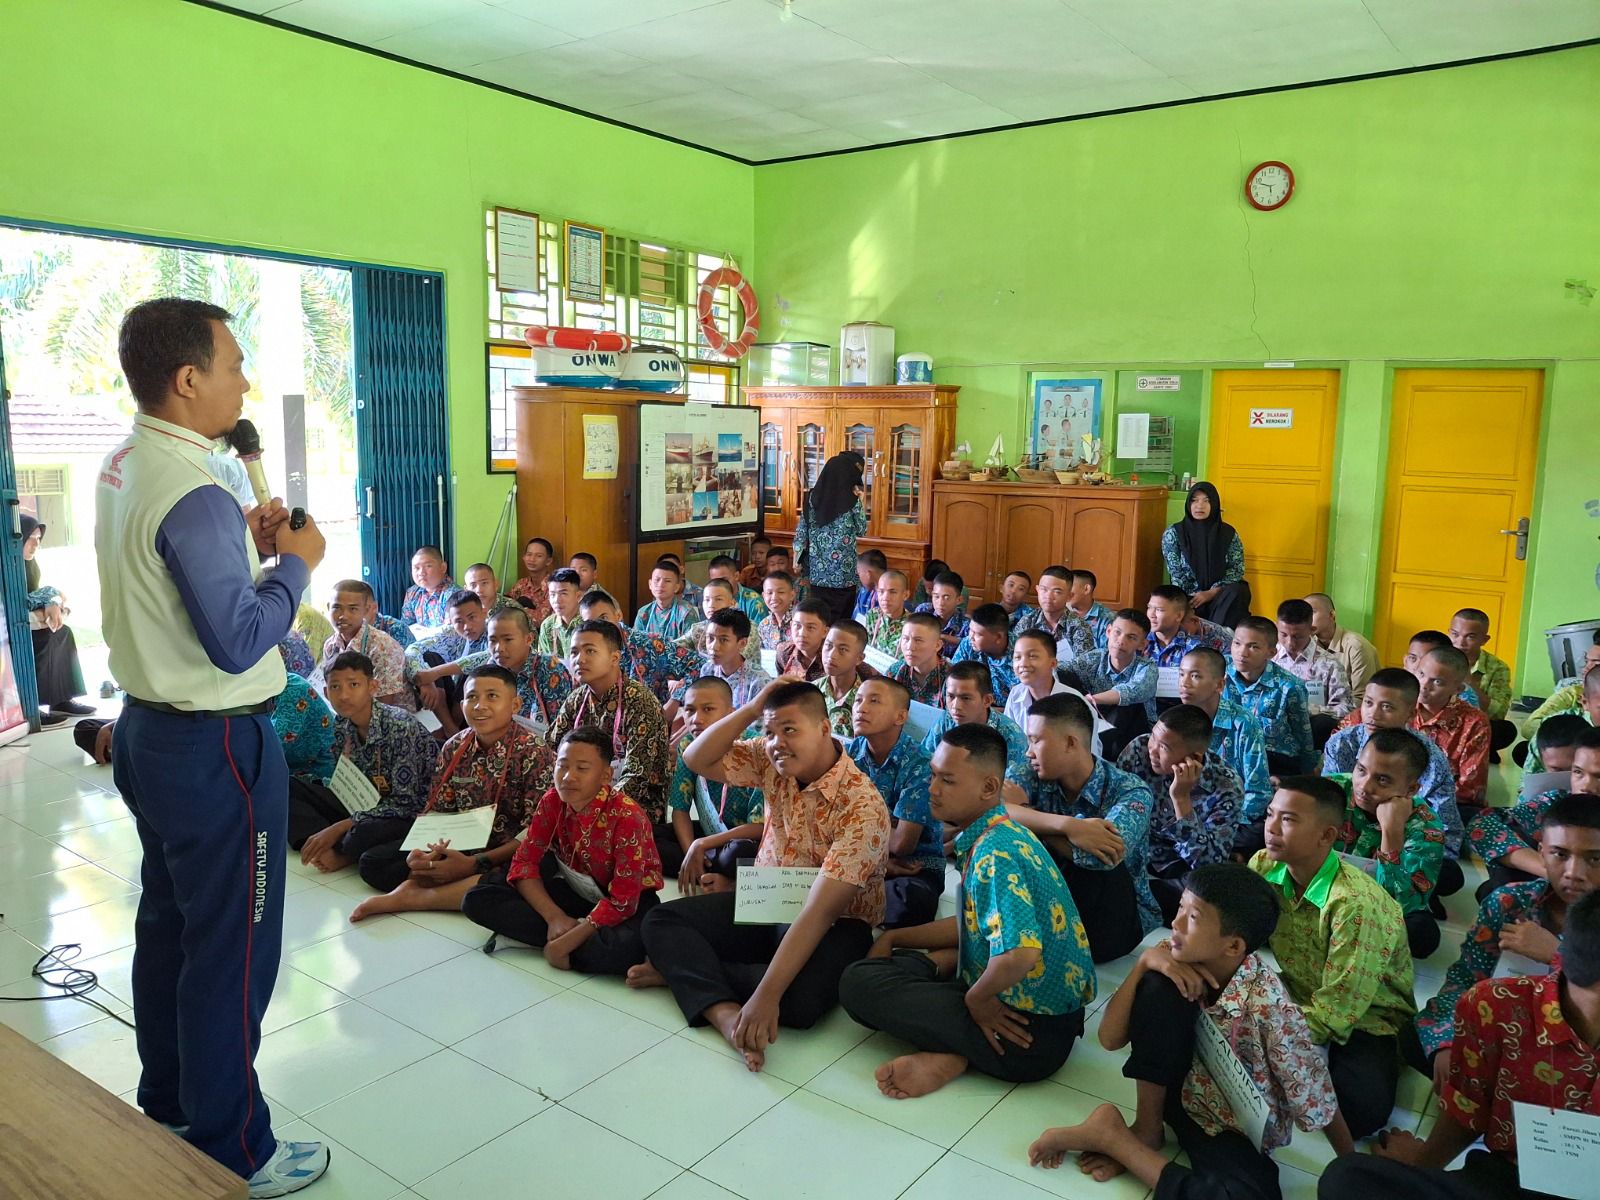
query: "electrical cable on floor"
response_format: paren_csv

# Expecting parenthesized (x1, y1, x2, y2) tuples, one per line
(0, 943, 136, 1030)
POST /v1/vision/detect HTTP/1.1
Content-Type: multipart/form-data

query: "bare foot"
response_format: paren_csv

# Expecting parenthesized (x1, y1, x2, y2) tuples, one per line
(1076, 1151, 1126, 1181)
(312, 849, 353, 874)
(349, 885, 412, 923)
(873, 1053, 968, 1099)
(707, 1002, 763, 1071)
(1028, 1103, 1129, 1171)
(625, 960, 666, 989)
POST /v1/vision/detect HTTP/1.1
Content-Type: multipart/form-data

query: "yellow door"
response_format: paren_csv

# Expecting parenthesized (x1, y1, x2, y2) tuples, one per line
(1373, 369, 1542, 672)
(1206, 369, 1341, 618)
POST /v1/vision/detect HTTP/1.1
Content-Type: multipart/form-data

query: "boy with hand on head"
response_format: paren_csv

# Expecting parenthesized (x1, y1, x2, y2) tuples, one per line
(1065, 609, 1158, 757)
(913, 569, 972, 651)
(840, 724, 1095, 1096)
(1029, 864, 1350, 1194)
(776, 597, 830, 681)
(634, 558, 698, 640)
(1144, 585, 1199, 667)
(1176, 647, 1272, 833)
(1306, 592, 1378, 696)
(568, 552, 598, 594)
(1409, 792, 1600, 1093)
(1272, 598, 1354, 748)
(891, 612, 950, 706)
(536, 567, 584, 659)
(1249, 776, 1415, 1139)
(1410, 644, 1490, 808)
(999, 569, 1038, 629)
(324, 579, 412, 709)
(1015, 565, 1095, 660)
(865, 569, 911, 658)
(293, 651, 439, 875)
(951, 602, 1019, 699)
(852, 548, 886, 620)
(666, 676, 765, 868)
(819, 619, 874, 736)
(847, 677, 945, 927)
(462, 726, 664, 974)
(1469, 724, 1600, 897)
(1067, 568, 1114, 646)
(739, 536, 771, 590)
(924, 662, 1034, 786)
(708, 554, 769, 623)
(1115, 704, 1245, 926)
(1012, 692, 1158, 961)
(1322, 891, 1600, 1200)
(350, 664, 552, 920)
(634, 679, 890, 1072)
(1225, 616, 1315, 775)
(401, 545, 454, 627)
(757, 571, 797, 650)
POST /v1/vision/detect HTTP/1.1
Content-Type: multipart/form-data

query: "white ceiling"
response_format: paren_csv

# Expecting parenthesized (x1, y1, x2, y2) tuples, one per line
(211, 0, 1600, 161)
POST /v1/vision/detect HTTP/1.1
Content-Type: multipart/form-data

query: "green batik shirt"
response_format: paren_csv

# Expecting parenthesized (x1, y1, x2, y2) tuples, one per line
(956, 805, 1096, 1017)
(1469, 649, 1512, 721)
(1326, 773, 1445, 916)
(1249, 849, 1415, 1044)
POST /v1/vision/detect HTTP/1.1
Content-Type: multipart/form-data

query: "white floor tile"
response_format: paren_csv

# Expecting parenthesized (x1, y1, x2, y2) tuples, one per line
(281, 886, 366, 953)
(1047, 1016, 1135, 1107)
(646, 1173, 747, 1200)
(803, 1032, 1013, 1148)
(306, 1049, 549, 1186)
(0, 756, 87, 794)
(453, 989, 672, 1101)
(7, 787, 129, 836)
(900, 1153, 1062, 1199)
(75, 942, 136, 1005)
(565, 1035, 795, 1168)
(0, 860, 139, 923)
(478, 941, 585, 988)
(0, 927, 48, 980)
(568, 970, 693, 1031)
(53, 816, 146, 862)
(39, 1015, 145, 1095)
(677, 1003, 873, 1086)
(11, 892, 142, 958)
(362, 951, 564, 1045)
(262, 966, 354, 1036)
(286, 918, 470, 998)
(0, 821, 93, 881)
(414, 1106, 679, 1200)
(954, 1083, 1157, 1199)
(0, 975, 129, 1043)
(695, 1090, 943, 1200)
(275, 1117, 409, 1200)
(257, 1002, 443, 1115)
(1277, 1162, 1320, 1200)
(402, 908, 514, 948)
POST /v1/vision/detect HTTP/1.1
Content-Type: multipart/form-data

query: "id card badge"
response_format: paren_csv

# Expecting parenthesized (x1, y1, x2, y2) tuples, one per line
(1305, 681, 1328, 712)
(513, 711, 550, 739)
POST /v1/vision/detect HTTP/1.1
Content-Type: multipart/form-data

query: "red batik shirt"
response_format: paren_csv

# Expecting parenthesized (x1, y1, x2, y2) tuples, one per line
(1443, 971, 1600, 1159)
(506, 786, 664, 926)
(1412, 698, 1490, 805)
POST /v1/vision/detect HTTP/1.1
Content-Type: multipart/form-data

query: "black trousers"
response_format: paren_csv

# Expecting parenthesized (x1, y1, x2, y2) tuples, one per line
(1478, 861, 1537, 903)
(283, 778, 413, 871)
(640, 890, 873, 1028)
(1233, 818, 1267, 862)
(1125, 972, 1284, 1200)
(350, 819, 443, 892)
(1266, 751, 1304, 777)
(1488, 718, 1516, 764)
(1047, 851, 1145, 964)
(883, 867, 945, 929)
(1319, 1148, 1560, 1200)
(1099, 704, 1152, 763)
(1407, 908, 1442, 960)
(1437, 857, 1465, 898)
(74, 716, 111, 760)
(1310, 713, 1339, 751)
(1399, 1022, 1435, 1079)
(1328, 1029, 1400, 1139)
(463, 863, 659, 976)
(838, 950, 1084, 1082)
(807, 584, 857, 627)
(33, 623, 86, 707)
(1151, 871, 1187, 928)
(1194, 582, 1250, 630)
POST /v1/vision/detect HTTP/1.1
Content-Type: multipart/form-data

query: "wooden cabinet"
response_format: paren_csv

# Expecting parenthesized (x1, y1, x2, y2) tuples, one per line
(744, 385, 958, 580)
(932, 480, 1170, 611)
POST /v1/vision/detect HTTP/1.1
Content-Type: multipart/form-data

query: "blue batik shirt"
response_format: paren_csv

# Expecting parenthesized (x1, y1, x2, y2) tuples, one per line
(273, 671, 335, 783)
(914, 603, 972, 643)
(1027, 758, 1159, 933)
(405, 625, 490, 670)
(1322, 724, 1463, 857)
(920, 709, 1035, 786)
(1015, 608, 1095, 659)
(1209, 697, 1273, 819)
(332, 702, 440, 823)
(1225, 662, 1315, 772)
(846, 731, 944, 874)
(633, 599, 698, 641)
(793, 501, 869, 588)
(1068, 649, 1158, 711)
(1115, 738, 1244, 874)
(373, 612, 417, 648)
(950, 637, 1020, 700)
(1073, 602, 1116, 647)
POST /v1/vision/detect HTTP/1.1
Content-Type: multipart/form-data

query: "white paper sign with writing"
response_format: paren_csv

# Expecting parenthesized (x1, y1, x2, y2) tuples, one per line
(1117, 412, 1150, 459)
(1493, 949, 1553, 980)
(1304, 681, 1328, 712)
(734, 864, 821, 925)
(1338, 853, 1380, 878)
(1156, 666, 1182, 699)
(1193, 1010, 1270, 1151)
(1247, 408, 1294, 429)
(414, 708, 443, 733)
(513, 711, 549, 739)
(400, 805, 496, 852)
(1513, 1101, 1600, 1198)
(328, 755, 381, 815)
(1136, 375, 1181, 392)
(760, 648, 779, 676)
(863, 645, 898, 675)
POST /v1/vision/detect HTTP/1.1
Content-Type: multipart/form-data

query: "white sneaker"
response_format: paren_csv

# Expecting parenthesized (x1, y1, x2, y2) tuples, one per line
(247, 1140, 330, 1197)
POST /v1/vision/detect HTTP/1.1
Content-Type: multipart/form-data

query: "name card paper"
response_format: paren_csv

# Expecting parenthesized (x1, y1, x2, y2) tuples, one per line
(760, 648, 779, 676)
(1513, 1101, 1600, 1198)
(1493, 949, 1553, 979)
(1338, 853, 1380, 878)
(734, 864, 821, 925)
(329, 755, 380, 815)
(1194, 1011, 1270, 1151)
(1156, 666, 1182, 699)
(863, 645, 897, 675)
(400, 805, 496, 852)
(905, 700, 942, 744)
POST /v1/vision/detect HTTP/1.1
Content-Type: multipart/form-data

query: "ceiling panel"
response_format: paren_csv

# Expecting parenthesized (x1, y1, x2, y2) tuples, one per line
(218, 0, 1600, 160)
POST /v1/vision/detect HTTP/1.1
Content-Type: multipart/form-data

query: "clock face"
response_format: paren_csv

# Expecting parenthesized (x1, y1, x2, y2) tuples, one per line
(1246, 161, 1294, 210)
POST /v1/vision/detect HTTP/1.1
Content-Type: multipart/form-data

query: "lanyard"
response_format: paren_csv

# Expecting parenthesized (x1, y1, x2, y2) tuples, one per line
(518, 658, 550, 724)
(423, 734, 513, 816)
(577, 677, 626, 750)
(341, 727, 383, 786)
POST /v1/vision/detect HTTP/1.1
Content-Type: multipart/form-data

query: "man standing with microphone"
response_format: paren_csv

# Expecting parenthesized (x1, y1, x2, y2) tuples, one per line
(97, 298, 329, 1196)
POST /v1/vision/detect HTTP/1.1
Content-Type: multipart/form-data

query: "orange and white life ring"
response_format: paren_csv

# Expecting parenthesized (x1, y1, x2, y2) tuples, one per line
(523, 325, 632, 353)
(697, 267, 761, 359)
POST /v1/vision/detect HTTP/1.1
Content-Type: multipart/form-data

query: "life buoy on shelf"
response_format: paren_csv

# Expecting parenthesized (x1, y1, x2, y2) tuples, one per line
(523, 325, 633, 353)
(697, 267, 761, 359)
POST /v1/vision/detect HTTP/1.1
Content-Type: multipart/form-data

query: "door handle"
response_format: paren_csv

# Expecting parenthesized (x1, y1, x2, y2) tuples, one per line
(1498, 516, 1529, 561)
(364, 486, 375, 519)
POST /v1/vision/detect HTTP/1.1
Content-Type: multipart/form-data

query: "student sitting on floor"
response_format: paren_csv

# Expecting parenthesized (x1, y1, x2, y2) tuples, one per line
(1330, 728, 1447, 959)
(890, 612, 950, 706)
(1447, 605, 1518, 756)
(913, 569, 971, 651)
(1272, 598, 1354, 749)
(1409, 644, 1490, 809)
(401, 545, 455, 628)
(536, 567, 584, 659)
(1409, 792, 1600, 1094)
(708, 554, 770, 624)
(323, 580, 411, 708)
(1306, 592, 1378, 696)
(1248, 776, 1415, 1139)
(1115, 704, 1244, 927)
(1321, 891, 1600, 1200)
(508, 536, 554, 623)
(840, 723, 1094, 1097)
(1065, 609, 1158, 759)
(776, 597, 830, 681)
(632, 679, 890, 1072)
(275, 668, 335, 794)
(1226, 615, 1316, 775)
(439, 605, 575, 736)
(407, 588, 491, 733)
(634, 559, 698, 640)
(846, 677, 945, 928)
(739, 537, 772, 590)
(1404, 629, 1481, 708)
(1067, 568, 1114, 646)
(1029, 863, 1351, 1195)
(865, 570, 911, 659)
(923, 662, 1033, 785)
(1144, 584, 1200, 668)
(757, 570, 797, 651)
(1178, 608, 1234, 655)
(351, 665, 552, 920)
(1014, 564, 1095, 659)
(949, 602, 1019, 699)
(1004, 629, 1085, 732)
(462, 726, 664, 975)
(568, 551, 599, 594)
(852, 548, 887, 621)
(671, 579, 764, 675)
(666, 677, 765, 872)
(666, 609, 771, 724)
(1519, 647, 1600, 753)
(1176, 647, 1273, 833)
(819, 618, 874, 736)
(292, 652, 438, 875)
(1468, 723, 1600, 898)
(764, 546, 793, 581)
(1009, 692, 1157, 962)
(998, 568, 1038, 629)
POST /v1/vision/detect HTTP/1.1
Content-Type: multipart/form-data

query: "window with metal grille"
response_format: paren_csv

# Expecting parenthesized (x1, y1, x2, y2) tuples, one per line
(16, 466, 65, 495)
(485, 210, 745, 472)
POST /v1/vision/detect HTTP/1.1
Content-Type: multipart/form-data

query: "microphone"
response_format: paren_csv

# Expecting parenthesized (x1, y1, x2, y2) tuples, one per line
(226, 418, 272, 508)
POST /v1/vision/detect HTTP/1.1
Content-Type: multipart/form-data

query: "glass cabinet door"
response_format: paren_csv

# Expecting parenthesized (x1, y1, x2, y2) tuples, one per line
(797, 418, 827, 515)
(843, 420, 875, 517)
(760, 420, 784, 520)
(884, 420, 924, 531)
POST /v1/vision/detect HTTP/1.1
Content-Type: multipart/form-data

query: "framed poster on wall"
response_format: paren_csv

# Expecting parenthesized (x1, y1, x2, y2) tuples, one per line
(637, 401, 761, 538)
(1029, 376, 1102, 468)
(563, 220, 606, 304)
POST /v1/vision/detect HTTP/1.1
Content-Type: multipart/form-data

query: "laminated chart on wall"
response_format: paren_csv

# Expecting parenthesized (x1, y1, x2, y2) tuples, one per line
(637, 400, 762, 538)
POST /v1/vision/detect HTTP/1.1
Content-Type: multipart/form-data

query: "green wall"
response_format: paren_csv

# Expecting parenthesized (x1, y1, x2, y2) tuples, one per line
(0, 0, 753, 562)
(753, 48, 1600, 692)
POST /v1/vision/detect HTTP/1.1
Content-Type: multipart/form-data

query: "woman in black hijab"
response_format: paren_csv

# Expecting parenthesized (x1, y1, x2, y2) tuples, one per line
(792, 450, 867, 624)
(20, 514, 94, 725)
(1160, 481, 1251, 627)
